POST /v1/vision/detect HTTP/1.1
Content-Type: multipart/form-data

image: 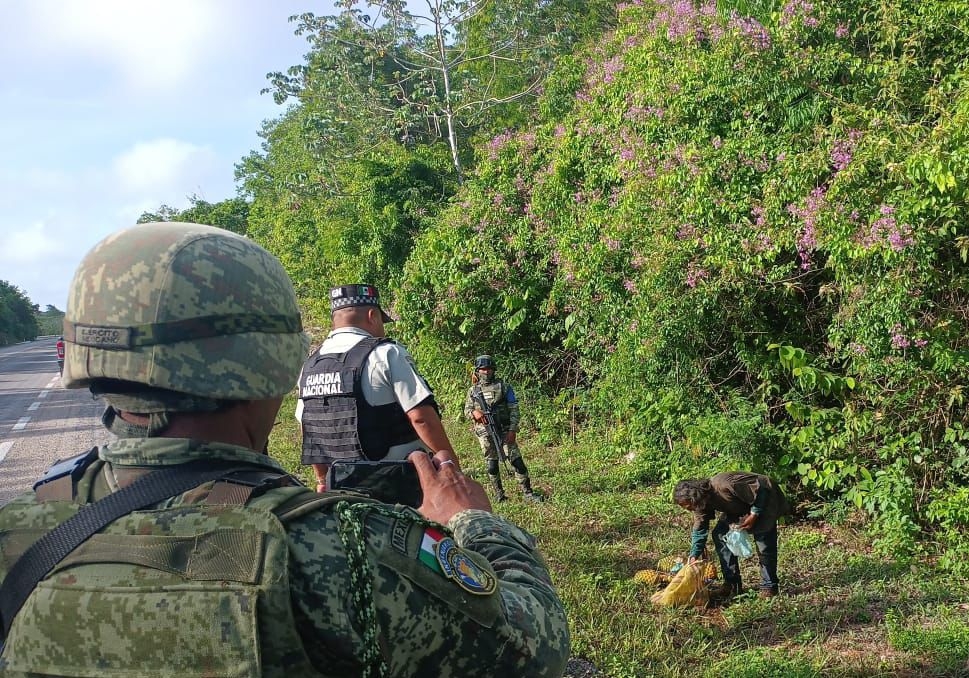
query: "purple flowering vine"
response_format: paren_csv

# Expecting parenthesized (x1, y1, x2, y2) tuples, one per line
(685, 263, 709, 288)
(780, 0, 817, 28)
(830, 129, 862, 173)
(787, 186, 827, 269)
(486, 130, 514, 159)
(857, 204, 914, 252)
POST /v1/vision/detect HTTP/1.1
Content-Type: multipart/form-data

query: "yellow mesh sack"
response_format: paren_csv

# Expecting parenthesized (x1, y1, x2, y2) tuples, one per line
(649, 562, 710, 607)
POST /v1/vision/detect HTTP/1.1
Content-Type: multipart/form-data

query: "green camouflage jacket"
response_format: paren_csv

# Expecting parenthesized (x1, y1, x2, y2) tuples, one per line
(0, 438, 569, 677)
(463, 380, 520, 433)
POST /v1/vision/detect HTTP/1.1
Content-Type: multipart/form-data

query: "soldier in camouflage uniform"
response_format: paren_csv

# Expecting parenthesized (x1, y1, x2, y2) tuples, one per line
(463, 355, 541, 502)
(0, 223, 570, 677)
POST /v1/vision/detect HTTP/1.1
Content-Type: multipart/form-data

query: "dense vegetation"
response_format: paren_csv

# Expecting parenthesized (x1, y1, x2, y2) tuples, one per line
(141, 0, 969, 672)
(0, 281, 39, 345)
(238, 0, 969, 563)
(34, 305, 64, 337)
(153, 0, 969, 565)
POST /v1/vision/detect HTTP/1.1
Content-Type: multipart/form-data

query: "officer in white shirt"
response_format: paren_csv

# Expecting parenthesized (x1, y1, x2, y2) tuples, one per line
(296, 284, 455, 492)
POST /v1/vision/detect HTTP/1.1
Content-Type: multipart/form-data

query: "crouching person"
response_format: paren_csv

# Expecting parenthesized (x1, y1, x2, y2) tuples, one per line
(673, 471, 789, 598)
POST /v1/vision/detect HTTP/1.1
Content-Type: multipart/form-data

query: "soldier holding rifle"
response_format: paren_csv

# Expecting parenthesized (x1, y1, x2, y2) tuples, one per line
(464, 355, 542, 503)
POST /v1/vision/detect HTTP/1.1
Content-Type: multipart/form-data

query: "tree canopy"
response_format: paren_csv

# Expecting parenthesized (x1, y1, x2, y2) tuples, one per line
(0, 281, 38, 345)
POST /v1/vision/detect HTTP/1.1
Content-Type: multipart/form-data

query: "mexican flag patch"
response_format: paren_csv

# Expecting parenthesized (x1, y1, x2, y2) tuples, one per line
(419, 526, 446, 573)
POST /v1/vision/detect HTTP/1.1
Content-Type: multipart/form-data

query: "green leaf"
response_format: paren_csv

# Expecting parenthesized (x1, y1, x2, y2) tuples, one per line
(506, 308, 526, 331)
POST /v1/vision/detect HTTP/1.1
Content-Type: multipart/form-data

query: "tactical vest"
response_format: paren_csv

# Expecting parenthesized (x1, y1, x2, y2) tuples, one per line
(299, 336, 416, 463)
(0, 452, 371, 678)
(475, 380, 510, 429)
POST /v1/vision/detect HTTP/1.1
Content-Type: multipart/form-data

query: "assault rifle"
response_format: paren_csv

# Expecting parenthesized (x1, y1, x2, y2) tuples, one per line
(471, 385, 511, 471)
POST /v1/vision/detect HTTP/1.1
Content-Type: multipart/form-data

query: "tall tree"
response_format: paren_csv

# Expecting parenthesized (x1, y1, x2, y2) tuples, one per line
(264, 0, 613, 183)
(0, 281, 39, 345)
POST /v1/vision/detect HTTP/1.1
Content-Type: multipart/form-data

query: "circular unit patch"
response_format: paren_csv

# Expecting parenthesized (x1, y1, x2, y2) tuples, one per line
(435, 537, 497, 595)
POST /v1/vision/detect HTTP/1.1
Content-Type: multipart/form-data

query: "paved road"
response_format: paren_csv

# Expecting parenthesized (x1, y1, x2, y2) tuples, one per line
(0, 338, 112, 506)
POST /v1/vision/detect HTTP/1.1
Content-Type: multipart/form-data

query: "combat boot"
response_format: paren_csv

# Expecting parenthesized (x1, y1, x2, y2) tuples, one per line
(519, 476, 544, 502)
(489, 474, 507, 502)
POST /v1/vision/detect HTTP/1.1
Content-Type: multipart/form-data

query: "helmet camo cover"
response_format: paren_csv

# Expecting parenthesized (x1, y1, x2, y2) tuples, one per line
(62, 222, 309, 400)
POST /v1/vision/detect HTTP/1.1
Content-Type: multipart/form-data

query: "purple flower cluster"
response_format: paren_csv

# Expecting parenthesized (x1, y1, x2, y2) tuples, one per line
(623, 279, 638, 293)
(751, 204, 767, 228)
(685, 262, 709, 288)
(889, 324, 929, 350)
(625, 105, 665, 120)
(780, 0, 817, 28)
(676, 223, 697, 240)
(835, 22, 849, 38)
(605, 237, 622, 251)
(857, 204, 914, 252)
(728, 11, 772, 50)
(830, 129, 862, 172)
(787, 186, 827, 269)
(602, 56, 625, 84)
(486, 130, 514, 160)
(646, 0, 772, 51)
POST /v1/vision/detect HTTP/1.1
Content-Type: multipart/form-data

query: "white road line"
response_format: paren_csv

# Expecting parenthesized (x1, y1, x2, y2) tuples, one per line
(28, 402, 40, 411)
(38, 390, 50, 399)
(12, 417, 30, 431)
(47, 378, 58, 388)
(0, 441, 12, 463)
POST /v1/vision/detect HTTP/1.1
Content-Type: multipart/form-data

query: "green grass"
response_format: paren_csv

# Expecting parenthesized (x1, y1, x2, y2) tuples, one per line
(267, 395, 969, 677)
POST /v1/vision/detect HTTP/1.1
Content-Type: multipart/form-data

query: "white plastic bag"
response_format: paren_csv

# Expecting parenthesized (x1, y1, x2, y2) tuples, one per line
(724, 527, 754, 559)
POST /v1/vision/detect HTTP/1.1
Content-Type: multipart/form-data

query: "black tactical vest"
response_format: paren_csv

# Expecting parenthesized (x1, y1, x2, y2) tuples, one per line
(299, 336, 417, 464)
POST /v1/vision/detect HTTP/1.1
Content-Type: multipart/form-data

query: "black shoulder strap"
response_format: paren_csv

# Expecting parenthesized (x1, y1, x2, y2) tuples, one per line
(0, 460, 249, 641)
(343, 336, 386, 391)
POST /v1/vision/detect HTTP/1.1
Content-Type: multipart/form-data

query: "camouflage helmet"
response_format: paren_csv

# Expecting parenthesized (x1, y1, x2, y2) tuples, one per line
(62, 222, 309, 400)
(474, 355, 495, 370)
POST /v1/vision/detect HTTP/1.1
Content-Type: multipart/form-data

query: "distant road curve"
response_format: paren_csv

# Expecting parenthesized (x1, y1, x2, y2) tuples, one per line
(0, 338, 112, 506)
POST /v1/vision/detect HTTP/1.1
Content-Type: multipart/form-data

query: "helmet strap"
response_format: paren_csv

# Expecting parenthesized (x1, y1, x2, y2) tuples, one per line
(101, 406, 172, 438)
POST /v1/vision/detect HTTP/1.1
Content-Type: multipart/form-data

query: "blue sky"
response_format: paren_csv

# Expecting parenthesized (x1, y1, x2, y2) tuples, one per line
(0, 1, 337, 310)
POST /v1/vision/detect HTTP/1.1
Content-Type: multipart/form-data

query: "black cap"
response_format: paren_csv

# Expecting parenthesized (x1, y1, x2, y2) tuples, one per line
(329, 284, 393, 322)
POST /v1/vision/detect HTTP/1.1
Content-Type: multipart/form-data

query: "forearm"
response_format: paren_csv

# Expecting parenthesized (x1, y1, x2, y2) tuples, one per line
(689, 528, 708, 558)
(449, 509, 570, 675)
(689, 514, 710, 558)
(751, 485, 769, 515)
(507, 402, 520, 432)
(311, 463, 328, 484)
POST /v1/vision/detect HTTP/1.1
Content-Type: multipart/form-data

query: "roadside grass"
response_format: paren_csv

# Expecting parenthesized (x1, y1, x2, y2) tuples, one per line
(268, 395, 969, 677)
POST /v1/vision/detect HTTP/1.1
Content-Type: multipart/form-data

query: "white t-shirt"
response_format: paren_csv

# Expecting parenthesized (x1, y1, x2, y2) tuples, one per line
(295, 327, 435, 459)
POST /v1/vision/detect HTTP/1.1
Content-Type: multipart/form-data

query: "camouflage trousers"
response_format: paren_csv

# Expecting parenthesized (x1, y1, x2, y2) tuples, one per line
(473, 426, 523, 463)
(473, 427, 531, 497)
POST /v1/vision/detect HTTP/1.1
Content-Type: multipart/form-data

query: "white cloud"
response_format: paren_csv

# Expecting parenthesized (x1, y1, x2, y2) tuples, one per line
(0, 0, 329, 309)
(0, 221, 60, 263)
(112, 138, 221, 195)
(19, 1, 221, 92)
